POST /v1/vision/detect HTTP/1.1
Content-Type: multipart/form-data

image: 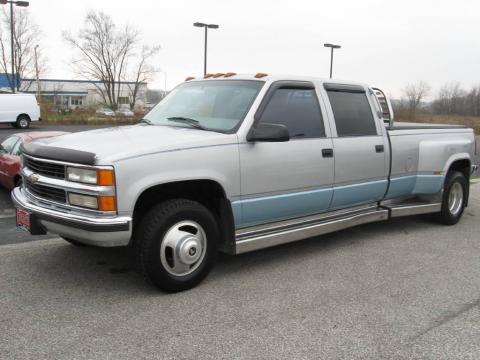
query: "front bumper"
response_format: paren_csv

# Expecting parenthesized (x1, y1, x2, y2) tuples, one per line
(12, 187, 132, 247)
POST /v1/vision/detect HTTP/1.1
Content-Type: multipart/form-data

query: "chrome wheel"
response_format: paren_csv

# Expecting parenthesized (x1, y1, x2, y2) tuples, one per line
(448, 182, 463, 216)
(160, 220, 207, 276)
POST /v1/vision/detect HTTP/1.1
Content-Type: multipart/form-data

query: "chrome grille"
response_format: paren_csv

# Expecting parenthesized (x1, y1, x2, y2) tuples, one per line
(25, 181, 67, 204)
(24, 157, 65, 179)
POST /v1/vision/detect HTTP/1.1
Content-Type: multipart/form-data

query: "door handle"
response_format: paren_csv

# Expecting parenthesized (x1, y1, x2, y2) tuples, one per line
(375, 145, 384, 153)
(322, 148, 334, 158)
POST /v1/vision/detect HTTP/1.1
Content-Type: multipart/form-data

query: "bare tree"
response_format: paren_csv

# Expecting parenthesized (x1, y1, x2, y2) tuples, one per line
(402, 81, 431, 117)
(126, 45, 160, 109)
(63, 11, 159, 110)
(0, 7, 46, 92)
(432, 83, 480, 116)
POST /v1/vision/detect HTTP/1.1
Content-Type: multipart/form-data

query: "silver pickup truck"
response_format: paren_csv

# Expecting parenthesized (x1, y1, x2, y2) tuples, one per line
(13, 74, 478, 292)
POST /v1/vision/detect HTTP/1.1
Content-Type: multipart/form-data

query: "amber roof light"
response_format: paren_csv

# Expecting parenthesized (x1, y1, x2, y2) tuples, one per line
(254, 73, 268, 78)
(204, 73, 214, 79)
(185, 76, 195, 81)
(224, 72, 237, 77)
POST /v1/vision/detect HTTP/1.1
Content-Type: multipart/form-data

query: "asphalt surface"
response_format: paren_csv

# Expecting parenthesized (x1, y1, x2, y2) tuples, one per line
(0, 184, 478, 359)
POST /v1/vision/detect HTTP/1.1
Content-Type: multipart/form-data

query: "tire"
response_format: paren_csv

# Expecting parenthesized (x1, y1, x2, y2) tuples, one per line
(16, 115, 31, 129)
(62, 237, 89, 247)
(135, 199, 219, 293)
(434, 171, 467, 225)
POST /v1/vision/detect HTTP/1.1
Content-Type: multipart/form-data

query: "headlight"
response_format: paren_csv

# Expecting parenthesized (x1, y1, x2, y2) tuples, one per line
(66, 167, 115, 186)
(68, 193, 117, 211)
(67, 167, 97, 184)
(68, 193, 98, 209)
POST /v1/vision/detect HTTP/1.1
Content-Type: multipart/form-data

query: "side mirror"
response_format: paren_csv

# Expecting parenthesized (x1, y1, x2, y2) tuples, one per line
(247, 123, 290, 142)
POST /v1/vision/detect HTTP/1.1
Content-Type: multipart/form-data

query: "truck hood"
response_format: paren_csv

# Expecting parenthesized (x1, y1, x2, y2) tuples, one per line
(35, 125, 238, 163)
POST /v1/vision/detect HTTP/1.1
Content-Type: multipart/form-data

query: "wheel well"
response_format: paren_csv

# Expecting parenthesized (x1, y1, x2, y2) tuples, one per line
(448, 159, 470, 180)
(448, 159, 471, 205)
(17, 113, 31, 121)
(132, 180, 236, 254)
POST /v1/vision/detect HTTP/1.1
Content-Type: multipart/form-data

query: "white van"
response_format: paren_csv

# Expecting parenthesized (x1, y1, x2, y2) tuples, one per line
(0, 93, 41, 129)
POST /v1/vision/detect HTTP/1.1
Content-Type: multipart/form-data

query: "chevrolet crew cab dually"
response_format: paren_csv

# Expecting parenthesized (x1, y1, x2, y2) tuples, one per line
(12, 74, 478, 292)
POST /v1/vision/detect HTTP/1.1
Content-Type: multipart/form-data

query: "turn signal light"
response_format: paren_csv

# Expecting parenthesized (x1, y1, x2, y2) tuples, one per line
(97, 169, 115, 186)
(98, 196, 117, 212)
(254, 73, 268, 78)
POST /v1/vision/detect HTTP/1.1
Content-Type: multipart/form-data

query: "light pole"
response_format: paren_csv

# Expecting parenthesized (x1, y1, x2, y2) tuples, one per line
(193, 22, 219, 75)
(0, 0, 29, 93)
(324, 43, 341, 79)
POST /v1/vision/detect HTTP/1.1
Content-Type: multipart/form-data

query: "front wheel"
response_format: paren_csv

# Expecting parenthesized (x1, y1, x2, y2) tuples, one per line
(135, 199, 219, 293)
(434, 171, 467, 225)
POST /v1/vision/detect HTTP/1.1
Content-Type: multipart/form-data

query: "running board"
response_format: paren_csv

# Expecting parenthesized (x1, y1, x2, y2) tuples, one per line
(235, 208, 389, 254)
(383, 202, 441, 218)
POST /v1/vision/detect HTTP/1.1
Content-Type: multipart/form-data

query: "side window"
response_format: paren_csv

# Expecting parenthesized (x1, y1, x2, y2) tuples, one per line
(0, 136, 19, 154)
(258, 88, 325, 138)
(327, 90, 377, 137)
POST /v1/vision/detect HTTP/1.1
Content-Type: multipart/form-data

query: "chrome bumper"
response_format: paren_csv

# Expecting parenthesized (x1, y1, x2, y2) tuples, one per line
(12, 187, 132, 247)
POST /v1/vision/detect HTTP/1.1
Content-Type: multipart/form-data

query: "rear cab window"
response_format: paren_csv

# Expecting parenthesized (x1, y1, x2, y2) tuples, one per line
(325, 83, 378, 137)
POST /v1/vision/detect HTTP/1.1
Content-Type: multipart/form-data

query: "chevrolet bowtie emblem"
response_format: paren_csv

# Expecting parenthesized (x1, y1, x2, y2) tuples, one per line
(28, 174, 39, 184)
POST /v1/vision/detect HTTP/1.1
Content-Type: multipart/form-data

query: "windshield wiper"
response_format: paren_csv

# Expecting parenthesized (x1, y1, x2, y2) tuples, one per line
(167, 116, 207, 130)
(138, 118, 154, 125)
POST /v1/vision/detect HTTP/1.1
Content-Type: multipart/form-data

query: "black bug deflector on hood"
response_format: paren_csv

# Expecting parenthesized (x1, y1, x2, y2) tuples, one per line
(21, 141, 96, 165)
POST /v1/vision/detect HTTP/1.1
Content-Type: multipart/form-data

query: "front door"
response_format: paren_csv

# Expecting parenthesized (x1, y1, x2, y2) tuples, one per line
(237, 81, 334, 227)
(324, 84, 389, 209)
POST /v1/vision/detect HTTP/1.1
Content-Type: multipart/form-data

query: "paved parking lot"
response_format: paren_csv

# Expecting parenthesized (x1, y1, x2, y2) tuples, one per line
(0, 183, 479, 359)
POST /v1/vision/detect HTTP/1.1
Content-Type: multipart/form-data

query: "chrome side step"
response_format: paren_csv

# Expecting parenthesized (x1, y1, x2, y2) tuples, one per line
(383, 202, 441, 218)
(235, 208, 389, 254)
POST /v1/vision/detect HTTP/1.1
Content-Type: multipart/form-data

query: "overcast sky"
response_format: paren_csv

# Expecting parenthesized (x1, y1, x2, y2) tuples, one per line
(21, 0, 480, 98)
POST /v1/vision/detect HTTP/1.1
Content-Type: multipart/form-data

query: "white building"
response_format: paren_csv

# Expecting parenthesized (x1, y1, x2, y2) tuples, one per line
(0, 74, 148, 110)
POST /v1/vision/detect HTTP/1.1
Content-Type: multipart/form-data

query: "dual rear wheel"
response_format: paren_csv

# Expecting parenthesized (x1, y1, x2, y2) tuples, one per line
(435, 170, 468, 225)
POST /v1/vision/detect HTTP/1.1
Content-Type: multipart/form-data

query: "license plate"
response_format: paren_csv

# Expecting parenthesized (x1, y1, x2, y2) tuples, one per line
(16, 208, 31, 232)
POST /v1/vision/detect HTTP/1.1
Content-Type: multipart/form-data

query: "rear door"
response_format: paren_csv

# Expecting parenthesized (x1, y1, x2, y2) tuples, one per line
(238, 81, 334, 227)
(323, 84, 389, 209)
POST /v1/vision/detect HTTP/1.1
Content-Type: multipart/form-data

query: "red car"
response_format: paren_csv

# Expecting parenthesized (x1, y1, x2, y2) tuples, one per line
(0, 131, 68, 190)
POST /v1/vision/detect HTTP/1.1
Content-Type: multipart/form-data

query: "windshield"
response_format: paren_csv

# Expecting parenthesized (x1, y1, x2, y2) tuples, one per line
(144, 80, 264, 132)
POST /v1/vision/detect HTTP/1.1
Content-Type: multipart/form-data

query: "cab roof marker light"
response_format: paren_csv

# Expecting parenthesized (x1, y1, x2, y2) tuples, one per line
(224, 72, 237, 77)
(185, 76, 195, 81)
(213, 73, 225, 78)
(254, 73, 268, 78)
(204, 74, 214, 79)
